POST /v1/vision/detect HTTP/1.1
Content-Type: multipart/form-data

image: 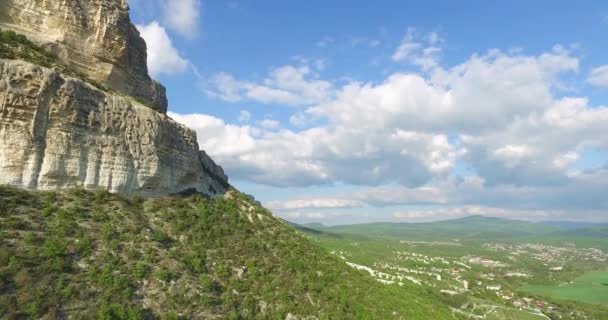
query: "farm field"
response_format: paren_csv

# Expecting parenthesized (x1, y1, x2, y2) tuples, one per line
(521, 271, 608, 306)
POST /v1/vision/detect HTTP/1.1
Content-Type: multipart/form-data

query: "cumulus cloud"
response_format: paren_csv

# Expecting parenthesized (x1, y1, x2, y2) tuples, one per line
(349, 172, 608, 213)
(169, 43, 608, 220)
(392, 28, 444, 70)
(265, 198, 364, 211)
(237, 110, 251, 123)
(205, 65, 334, 107)
(277, 211, 330, 221)
(315, 46, 578, 135)
(176, 46, 604, 188)
(587, 65, 608, 87)
(137, 22, 189, 77)
(258, 119, 281, 130)
(491, 145, 534, 168)
(392, 206, 565, 222)
(553, 152, 580, 169)
(162, 0, 201, 37)
(167, 112, 257, 157)
(172, 113, 457, 187)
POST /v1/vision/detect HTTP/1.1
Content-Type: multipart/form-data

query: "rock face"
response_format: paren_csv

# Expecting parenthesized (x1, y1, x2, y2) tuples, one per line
(0, 0, 167, 112)
(0, 59, 229, 196)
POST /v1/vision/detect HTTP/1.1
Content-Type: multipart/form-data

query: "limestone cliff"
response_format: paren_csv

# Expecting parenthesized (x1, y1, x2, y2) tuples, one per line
(0, 0, 230, 196)
(0, 0, 167, 112)
(0, 59, 228, 196)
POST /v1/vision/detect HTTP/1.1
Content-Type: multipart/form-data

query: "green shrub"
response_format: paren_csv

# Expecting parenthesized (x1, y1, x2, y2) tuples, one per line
(155, 267, 175, 282)
(97, 304, 143, 320)
(43, 239, 65, 258)
(0, 186, 462, 319)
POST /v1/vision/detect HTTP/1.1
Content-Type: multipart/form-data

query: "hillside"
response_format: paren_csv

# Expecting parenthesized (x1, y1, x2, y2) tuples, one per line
(0, 186, 456, 319)
(549, 224, 608, 238)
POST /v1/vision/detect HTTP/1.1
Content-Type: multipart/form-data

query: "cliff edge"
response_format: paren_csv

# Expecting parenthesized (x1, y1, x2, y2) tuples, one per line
(0, 0, 167, 112)
(0, 0, 229, 196)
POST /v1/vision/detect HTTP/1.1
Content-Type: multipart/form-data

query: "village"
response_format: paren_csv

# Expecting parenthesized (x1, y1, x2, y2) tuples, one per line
(330, 241, 608, 319)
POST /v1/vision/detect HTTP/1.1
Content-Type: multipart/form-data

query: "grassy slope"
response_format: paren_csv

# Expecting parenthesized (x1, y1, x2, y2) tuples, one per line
(0, 186, 456, 320)
(520, 272, 608, 306)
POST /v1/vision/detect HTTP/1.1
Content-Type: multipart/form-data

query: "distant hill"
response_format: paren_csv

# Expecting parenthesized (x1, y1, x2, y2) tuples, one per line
(300, 222, 327, 230)
(542, 221, 597, 230)
(549, 223, 608, 238)
(302, 215, 564, 241)
(0, 186, 455, 319)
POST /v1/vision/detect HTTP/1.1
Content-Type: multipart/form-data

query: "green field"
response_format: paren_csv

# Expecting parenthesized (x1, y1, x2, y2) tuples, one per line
(521, 271, 608, 305)
(485, 308, 548, 320)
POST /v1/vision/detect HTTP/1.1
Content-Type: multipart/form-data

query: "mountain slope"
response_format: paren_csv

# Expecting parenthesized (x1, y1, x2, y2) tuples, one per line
(0, 186, 456, 319)
(550, 223, 608, 237)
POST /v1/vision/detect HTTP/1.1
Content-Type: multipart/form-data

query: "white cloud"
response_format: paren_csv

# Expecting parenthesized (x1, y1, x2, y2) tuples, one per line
(392, 206, 564, 222)
(167, 112, 257, 156)
(237, 110, 251, 123)
(162, 0, 201, 37)
(265, 198, 363, 211)
(136, 22, 189, 77)
(205, 73, 243, 102)
(588, 65, 608, 88)
(171, 110, 458, 187)
(205, 65, 334, 107)
(491, 145, 533, 168)
(352, 185, 449, 206)
(289, 112, 313, 128)
(277, 211, 331, 221)
(392, 28, 444, 70)
(553, 152, 580, 169)
(258, 119, 280, 130)
(170, 43, 608, 220)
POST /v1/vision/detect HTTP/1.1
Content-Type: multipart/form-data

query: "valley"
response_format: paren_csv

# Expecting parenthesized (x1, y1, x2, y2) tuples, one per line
(300, 218, 608, 320)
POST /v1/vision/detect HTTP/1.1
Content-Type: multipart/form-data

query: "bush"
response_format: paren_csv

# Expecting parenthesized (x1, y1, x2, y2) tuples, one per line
(155, 268, 175, 283)
(43, 239, 65, 258)
(97, 304, 143, 320)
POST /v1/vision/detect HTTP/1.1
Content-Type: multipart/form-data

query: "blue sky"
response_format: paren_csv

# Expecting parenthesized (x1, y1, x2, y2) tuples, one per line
(128, 0, 608, 224)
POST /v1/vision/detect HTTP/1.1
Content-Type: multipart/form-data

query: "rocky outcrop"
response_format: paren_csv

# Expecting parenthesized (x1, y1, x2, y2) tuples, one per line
(0, 0, 167, 112)
(0, 59, 228, 196)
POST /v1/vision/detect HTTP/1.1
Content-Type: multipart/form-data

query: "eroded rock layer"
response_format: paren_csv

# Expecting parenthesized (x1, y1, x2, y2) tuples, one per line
(0, 0, 167, 112)
(0, 59, 228, 196)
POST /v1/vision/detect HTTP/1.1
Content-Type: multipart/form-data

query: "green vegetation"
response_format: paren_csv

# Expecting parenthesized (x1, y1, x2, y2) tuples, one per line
(0, 29, 56, 68)
(484, 308, 547, 320)
(0, 186, 456, 319)
(300, 218, 608, 319)
(521, 271, 608, 306)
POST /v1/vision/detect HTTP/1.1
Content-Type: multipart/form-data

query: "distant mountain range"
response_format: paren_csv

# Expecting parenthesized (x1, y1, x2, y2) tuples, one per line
(299, 215, 608, 248)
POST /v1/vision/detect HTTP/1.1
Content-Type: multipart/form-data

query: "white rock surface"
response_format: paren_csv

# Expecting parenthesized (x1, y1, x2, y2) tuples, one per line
(0, 59, 228, 196)
(0, 0, 168, 112)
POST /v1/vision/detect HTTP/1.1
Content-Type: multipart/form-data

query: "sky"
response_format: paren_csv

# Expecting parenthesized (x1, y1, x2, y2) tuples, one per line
(127, 0, 608, 225)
